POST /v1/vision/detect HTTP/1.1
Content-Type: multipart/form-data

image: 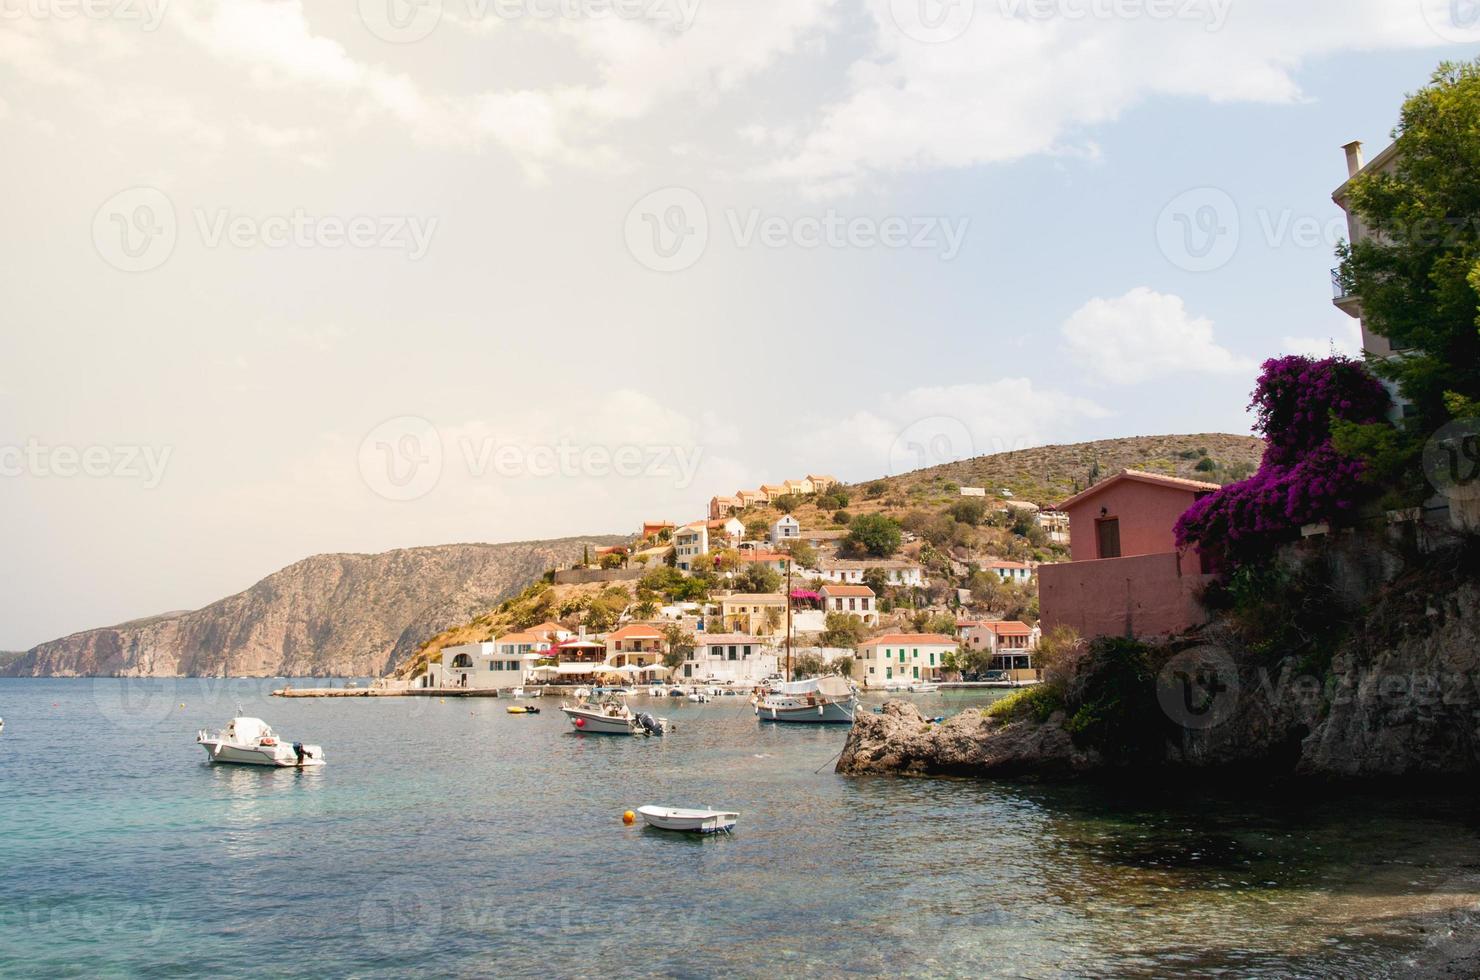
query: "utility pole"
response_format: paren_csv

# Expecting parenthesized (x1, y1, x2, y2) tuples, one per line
(785, 556, 793, 681)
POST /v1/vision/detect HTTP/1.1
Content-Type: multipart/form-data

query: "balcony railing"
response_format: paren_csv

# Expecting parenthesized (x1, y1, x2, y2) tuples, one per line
(1332, 268, 1356, 302)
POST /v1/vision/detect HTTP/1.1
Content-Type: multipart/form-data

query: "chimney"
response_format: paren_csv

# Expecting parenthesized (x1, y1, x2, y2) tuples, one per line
(1343, 140, 1365, 178)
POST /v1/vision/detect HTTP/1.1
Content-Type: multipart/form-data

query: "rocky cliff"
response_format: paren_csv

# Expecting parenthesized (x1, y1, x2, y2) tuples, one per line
(840, 534, 1480, 782)
(2, 538, 622, 678)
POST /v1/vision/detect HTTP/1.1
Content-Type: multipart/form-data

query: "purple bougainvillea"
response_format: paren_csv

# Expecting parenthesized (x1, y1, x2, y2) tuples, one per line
(1175, 355, 1389, 568)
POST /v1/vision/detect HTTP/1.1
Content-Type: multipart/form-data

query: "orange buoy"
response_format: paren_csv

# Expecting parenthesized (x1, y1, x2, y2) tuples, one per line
(623, 810, 636, 825)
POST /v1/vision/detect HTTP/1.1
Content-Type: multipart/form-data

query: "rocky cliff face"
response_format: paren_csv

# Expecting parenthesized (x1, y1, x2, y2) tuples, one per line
(3, 538, 621, 678)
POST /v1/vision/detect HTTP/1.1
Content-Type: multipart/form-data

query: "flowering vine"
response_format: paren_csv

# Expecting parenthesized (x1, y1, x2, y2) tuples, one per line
(1175, 355, 1390, 569)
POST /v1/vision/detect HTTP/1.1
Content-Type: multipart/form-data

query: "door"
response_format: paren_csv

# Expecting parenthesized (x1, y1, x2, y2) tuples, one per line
(1097, 518, 1121, 559)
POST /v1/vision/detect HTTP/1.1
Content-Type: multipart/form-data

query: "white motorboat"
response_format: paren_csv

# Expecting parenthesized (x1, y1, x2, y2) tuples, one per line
(755, 676, 858, 724)
(197, 714, 324, 767)
(637, 805, 738, 834)
(686, 691, 711, 703)
(907, 682, 942, 693)
(562, 696, 671, 736)
(511, 687, 526, 698)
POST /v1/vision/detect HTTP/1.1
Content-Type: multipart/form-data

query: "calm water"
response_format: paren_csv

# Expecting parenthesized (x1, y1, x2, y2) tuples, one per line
(3, 678, 1479, 978)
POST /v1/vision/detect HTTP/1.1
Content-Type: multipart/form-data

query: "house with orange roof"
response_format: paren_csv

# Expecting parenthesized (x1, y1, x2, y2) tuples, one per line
(525, 621, 573, 644)
(1038, 470, 1221, 641)
(817, 584, 879, 626)
(758, 483, 787, 503)
(641, 520, 676, 541)
(807, 474, 839, 494)
(984, 560, 1035, 585)
(736, 489, 767, 508)
(735, 551, 790, 576)
(855, 633, 958, 689)
(604, 623, 666, 668)
(783, 478, 813, 496)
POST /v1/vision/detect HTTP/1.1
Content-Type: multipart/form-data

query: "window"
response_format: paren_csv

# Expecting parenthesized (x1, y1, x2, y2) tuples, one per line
(899, 649, 906, 663)
(929, 652, 935, 666)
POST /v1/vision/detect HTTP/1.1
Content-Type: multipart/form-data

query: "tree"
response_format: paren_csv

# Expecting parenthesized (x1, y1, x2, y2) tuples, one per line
(762, 605, 785, 636)
(832, 509, 851, 525)
(773, 494, 801, 514)
(738, 563, 782, 594)
(862, 567, 890, 595)
(785, 540, 818, 569)
(820, 612, 866, 648)
(600, 553, 624, 569)
(832, 655, 854, 679)
(845, 514, 902, 558)
(793, 653, 825, 678)
(1338, 59, 1480, 439)
(662, 623, 695, 670)
(949, 498, 987, 526)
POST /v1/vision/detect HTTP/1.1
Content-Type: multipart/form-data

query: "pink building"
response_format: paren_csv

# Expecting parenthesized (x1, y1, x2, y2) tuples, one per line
(1038, 470, 1220, 641)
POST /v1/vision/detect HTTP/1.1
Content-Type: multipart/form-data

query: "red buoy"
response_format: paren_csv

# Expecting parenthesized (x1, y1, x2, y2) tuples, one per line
(574, 717, 585, 728)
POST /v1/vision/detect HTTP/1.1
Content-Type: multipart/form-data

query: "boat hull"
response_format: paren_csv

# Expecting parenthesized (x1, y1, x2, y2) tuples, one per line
(200, 741, 325, 767)
(561, 706, 638, 734)
(755, 697, 858, 724)
(637, 806, 738, 834)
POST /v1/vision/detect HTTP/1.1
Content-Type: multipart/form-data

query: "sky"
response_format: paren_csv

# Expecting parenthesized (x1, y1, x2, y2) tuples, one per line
(1, 0, 1477, 648)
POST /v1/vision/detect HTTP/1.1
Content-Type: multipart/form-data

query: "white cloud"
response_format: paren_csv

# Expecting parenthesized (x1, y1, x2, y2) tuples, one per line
(808, 379, 1110, 479)
(1062, 287, 1253, 384)
(764, 0, 1456, 190)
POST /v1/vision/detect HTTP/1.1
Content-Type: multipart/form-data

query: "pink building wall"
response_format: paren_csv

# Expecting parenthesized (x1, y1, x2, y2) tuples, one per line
(1039, 552, 1213, 640)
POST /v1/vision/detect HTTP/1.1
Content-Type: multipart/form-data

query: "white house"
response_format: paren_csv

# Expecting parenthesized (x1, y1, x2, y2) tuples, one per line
(817, 584, 879, 627)
(682, 633, 778, 685)
(770, 514, 801, 546)
(855, 634, 957, 689)
(673, 521, 709, 572)
(984, 561, 1034, 585)
(1036, 510, 1070, 545)
(813, 558, 926, 588)
(440, 641, 529, 690)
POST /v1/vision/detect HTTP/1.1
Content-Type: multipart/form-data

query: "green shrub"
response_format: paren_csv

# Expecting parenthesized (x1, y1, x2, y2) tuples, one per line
(987, 685, 1063, 723)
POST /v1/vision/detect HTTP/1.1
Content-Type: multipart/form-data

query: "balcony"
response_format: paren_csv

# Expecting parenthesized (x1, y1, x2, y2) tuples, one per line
(1332, 268, 1361, 315)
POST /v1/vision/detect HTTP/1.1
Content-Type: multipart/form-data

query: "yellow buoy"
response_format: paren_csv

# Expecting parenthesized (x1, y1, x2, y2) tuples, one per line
(622, 810, 636, 825)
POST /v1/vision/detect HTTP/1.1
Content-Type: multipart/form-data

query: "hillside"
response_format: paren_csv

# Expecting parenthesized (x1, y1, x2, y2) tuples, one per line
(390, 433, 1263, 677)
(879, 433, 1263, 502)
(3, 538, 623, 678)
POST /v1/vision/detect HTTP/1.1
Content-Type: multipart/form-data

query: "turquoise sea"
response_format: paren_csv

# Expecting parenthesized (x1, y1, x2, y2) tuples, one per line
(2, 677, 1478, 978)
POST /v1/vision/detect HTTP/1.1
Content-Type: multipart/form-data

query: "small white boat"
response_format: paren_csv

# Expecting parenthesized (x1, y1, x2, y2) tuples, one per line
(637, 805, 738, 834)
(907, 682, 941, 693)
(648, 686, 666, 697)
(511, 687, 526, 698)
(686, 691, 710, 703)
(755, 676, 858, 725)
(197, 714, 324, 767)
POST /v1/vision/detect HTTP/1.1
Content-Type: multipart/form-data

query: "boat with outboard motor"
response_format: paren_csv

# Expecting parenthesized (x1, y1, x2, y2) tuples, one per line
(753, 675, 858, 724)
(196, 712, 324, 767)
(561, 695, 671, 736)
